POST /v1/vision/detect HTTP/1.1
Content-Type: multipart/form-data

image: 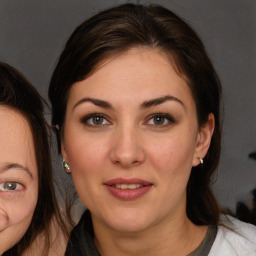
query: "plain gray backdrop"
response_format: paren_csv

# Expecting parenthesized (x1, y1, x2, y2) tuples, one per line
(1, 0, 255, 212)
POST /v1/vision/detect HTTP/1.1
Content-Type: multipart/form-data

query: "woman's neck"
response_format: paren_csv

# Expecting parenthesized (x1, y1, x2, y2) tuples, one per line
(92, 213, 208, 256)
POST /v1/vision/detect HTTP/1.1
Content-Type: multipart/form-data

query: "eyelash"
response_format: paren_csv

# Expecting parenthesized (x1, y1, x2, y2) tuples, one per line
(80, 113, 175, 127)
(146, 113, 175, 127)
(0, 182, 24, 192)
(80, 113, 111, 127)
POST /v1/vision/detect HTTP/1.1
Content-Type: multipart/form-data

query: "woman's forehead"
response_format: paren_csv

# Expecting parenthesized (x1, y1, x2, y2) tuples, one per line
(67, 47, 195, 114)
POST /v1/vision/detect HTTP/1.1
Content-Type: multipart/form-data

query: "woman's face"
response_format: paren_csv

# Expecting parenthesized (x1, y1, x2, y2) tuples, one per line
(0, 106, 38, 254)
(62, 47, 213, 233)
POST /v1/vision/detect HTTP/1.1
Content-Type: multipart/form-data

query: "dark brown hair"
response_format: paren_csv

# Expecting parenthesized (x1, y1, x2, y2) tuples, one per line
(0, 62, 69, 255)
(49, 3, 222, 226)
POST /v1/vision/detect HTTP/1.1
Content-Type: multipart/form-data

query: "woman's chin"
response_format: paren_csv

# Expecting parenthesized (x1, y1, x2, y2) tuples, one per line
(111, 221, 149, 234)
(101, 210, 153, 234)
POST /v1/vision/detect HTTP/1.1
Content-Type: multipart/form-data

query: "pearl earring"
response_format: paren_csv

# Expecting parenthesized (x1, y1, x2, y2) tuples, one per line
(62, 159, 71, 172)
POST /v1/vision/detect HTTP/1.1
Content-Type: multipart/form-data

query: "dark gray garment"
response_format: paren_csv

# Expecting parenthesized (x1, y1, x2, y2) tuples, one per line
(187, 225, 217, 256)
(65, 210, 100, 256)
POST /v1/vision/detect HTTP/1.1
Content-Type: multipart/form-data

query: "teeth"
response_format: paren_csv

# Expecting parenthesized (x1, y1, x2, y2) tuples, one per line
(114, 184, 142, 189)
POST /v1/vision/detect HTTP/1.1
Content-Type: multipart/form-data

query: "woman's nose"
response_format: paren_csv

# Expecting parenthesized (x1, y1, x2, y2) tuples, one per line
(110, 126, 146, 168)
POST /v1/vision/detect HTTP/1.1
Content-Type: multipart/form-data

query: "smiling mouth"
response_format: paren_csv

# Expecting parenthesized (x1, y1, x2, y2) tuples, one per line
(111, 184, 144, 189)
(104, 179, 153, 200)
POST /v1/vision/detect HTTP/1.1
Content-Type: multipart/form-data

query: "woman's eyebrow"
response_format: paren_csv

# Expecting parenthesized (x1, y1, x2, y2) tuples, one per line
(0, 163, 33, 178)
(73, 97, 113, 111)
(73, 95, 183, 111)
(140, 95, 184, 109)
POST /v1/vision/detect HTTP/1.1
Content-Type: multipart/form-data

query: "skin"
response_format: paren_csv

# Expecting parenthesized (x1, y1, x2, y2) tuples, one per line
(0, 106, 38, 255)
(62, 47, 215, 255)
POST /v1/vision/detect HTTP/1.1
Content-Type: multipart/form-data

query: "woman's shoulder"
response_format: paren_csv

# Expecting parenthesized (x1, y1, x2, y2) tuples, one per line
(209, 215, 256, 255)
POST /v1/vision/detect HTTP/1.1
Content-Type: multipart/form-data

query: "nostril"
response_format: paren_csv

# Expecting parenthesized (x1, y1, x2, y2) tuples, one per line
(113, 157, 140, 167)
(111, 152, 145, 168)
(110, 132, 146, 167)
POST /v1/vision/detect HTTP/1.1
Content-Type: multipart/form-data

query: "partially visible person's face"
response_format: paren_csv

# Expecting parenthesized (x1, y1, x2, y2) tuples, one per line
(62, 47, 214, 234)
(0, 106, 38, 254)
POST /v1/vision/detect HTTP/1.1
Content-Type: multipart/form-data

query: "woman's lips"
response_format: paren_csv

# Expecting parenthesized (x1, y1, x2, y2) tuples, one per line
(104, 178, 153, 200)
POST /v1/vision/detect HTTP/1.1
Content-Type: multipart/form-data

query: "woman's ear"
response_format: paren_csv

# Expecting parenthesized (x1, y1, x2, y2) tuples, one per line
(61, 141, 69, 163)
(61, 141, 72, 173)
(192, 113, 215, 166)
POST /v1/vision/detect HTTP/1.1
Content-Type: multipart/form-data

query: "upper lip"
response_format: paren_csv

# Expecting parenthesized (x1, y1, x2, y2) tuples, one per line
(104, 178, 152, 186)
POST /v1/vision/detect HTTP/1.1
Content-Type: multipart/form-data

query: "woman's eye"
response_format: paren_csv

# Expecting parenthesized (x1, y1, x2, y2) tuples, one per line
(0, 182, 24, 192)
(147, 114, 174, 126)
(81, 114, 110, 126)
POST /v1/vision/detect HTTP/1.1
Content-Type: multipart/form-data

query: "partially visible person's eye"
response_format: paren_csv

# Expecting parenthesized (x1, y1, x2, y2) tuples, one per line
(146, 113, 175, 127)
(0, 182, 24, 192)
(81, 113, 111, 127)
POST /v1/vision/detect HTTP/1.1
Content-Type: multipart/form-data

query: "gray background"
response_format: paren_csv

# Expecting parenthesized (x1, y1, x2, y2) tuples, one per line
(0, 0, 255, 212)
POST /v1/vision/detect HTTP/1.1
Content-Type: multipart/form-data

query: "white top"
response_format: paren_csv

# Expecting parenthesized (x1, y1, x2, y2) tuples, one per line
(209, 216, 256, 255)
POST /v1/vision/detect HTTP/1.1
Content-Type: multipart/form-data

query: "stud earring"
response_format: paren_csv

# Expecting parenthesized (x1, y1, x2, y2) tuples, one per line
(62, 159, 71, 172)
(199, 157, 204, 165)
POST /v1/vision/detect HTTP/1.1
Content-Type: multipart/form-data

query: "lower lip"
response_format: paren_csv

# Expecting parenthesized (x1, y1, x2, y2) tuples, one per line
(105, 185, 152, 200)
